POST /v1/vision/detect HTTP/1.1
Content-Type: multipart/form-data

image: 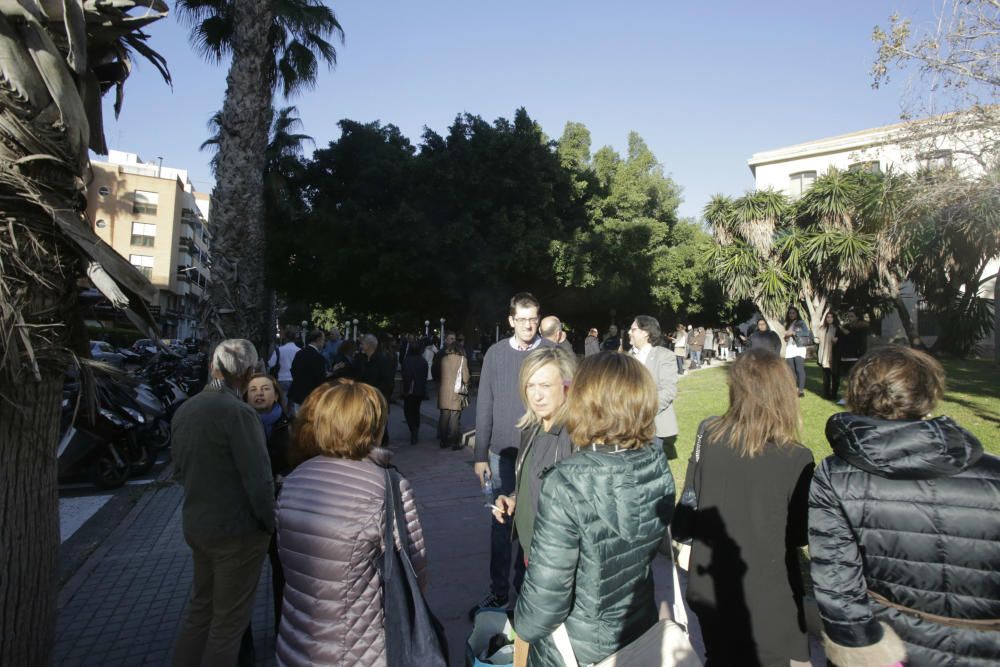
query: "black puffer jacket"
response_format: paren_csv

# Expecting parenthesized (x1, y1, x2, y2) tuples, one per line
(809, 413, 1000, 667)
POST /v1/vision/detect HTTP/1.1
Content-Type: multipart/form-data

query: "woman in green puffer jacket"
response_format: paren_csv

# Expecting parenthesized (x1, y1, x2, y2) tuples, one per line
(514, 351, 676, 666)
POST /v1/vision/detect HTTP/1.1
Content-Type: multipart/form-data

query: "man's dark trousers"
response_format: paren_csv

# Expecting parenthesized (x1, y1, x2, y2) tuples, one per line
(490, 448, 525, 599)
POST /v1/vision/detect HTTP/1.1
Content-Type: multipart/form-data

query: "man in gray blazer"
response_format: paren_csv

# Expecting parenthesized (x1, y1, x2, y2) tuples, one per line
(628, 315, 680, 459)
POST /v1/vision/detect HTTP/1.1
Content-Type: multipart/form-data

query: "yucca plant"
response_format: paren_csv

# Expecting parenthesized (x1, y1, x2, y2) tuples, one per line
(0, 3, 168, 663)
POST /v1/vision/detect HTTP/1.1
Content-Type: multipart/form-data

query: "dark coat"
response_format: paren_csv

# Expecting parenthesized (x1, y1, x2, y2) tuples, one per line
(400, 353, 429, 399)
(357, 351, 395, 400)
(514, 444, 675, 667)
(677, 420, 814, 665)
(265, 411, 291, 480)
(749, 330, 782, 355)
(512, 423, 574, 556)
(809, 413, 1000, 667)
(288, 345, 327, 405)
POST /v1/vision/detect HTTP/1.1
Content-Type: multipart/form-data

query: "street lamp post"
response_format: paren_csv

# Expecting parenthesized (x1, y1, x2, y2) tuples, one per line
(424, 320, 430, 338)
(352, 319, 359, 342)
(440, 318, 445, 349)
(300, 320, 308, 346)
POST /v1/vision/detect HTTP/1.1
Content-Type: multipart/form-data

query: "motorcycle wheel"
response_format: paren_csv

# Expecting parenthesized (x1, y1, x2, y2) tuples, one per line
(146, 419, 171, 450)
(130, 442, 157, 475)
(87, 450, 130, 490)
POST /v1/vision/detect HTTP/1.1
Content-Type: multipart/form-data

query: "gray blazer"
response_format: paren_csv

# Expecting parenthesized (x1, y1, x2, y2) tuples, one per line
(642, 345, 679, 438)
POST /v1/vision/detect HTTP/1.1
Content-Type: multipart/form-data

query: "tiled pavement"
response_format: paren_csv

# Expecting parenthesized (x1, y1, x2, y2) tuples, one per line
(56, 378, 824, 666)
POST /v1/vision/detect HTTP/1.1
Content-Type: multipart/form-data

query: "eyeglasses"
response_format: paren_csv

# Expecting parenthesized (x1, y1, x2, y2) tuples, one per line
(513, 317, 539, 326)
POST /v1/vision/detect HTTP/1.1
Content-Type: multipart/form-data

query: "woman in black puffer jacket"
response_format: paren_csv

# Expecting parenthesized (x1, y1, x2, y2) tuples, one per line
(808, 346, 1000, 667)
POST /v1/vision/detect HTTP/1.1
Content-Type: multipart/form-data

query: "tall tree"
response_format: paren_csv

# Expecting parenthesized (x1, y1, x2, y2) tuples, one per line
(177, 0, 343, 345)
(872, 0, 1000, 358)
(0, 3, 168, 663)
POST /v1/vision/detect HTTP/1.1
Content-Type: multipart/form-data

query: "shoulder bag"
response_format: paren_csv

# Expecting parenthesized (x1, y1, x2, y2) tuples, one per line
(550, 527, 702, 666)
(380, 468, 448, 666)
(670, 423, 705, 544)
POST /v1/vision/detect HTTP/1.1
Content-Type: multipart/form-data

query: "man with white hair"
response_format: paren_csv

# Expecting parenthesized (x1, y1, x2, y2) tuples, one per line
(171, 339, 276, 667)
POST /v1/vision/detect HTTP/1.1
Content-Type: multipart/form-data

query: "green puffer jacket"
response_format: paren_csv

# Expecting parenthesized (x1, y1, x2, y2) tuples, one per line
(514, 443, 675, 667)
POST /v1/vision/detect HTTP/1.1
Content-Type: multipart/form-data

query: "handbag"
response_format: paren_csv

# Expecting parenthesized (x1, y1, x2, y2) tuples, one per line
(269, 347, 281, 377)
(380, 468, 449, 666)
(670, 423, 705, 544)
(455, 356, 469, 396)
(550, 529, 702, 666)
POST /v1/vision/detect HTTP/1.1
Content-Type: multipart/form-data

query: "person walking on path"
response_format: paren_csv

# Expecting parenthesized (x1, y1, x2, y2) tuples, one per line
(583, 327, 600, 357)
(171, 339, 275, 667)
(514, 352, 675, 666)
(437, 339, 470, 449)
(471, 292, 552, 615)
(629, 315, 680, 459)
(782, 306, 811, 398)
(267, 330, 301, 396)
(275, 380, 427, 667)
(816, 312, 840, 400)
(672, 348, 814, 666)
(401, 341, 429, 445)
(809, 346, 1000, 666)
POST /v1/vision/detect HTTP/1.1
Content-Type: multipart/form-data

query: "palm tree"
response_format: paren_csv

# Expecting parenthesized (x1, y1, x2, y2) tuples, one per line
(177, 0, 342, 346)
(0, 3, 168, 663)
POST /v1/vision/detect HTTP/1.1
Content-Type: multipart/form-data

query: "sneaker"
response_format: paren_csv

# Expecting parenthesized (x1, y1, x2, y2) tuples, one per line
(468, 592, 508, 620)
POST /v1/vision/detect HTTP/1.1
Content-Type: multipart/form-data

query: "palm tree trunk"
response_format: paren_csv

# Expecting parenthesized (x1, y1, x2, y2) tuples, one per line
(0, 373, 61, 665)
(206, 0, 274, 349)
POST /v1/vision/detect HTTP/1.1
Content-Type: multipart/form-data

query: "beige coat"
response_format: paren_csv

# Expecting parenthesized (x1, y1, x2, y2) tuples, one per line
(437, 351, 470, 411)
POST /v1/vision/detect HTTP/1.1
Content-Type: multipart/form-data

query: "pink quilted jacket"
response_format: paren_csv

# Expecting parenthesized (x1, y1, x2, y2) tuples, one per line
(275, 450, 427, 666)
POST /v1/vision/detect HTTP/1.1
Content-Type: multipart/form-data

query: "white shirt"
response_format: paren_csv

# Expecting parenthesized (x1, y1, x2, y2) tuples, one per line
(632, 343, 652, 365)
(784, 337, 805, 359)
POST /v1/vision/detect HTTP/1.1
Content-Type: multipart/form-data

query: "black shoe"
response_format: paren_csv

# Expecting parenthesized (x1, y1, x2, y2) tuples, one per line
(798, 390, 805, 398)
(468, 592, 508, 620)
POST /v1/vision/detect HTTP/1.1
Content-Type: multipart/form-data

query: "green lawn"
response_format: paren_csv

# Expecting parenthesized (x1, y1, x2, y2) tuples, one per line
(669, 359, 1000, 485)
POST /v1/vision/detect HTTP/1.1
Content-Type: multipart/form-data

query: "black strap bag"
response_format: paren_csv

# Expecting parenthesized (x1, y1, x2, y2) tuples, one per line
(380, 467, 448, 667)
(670, 422, 706, 543)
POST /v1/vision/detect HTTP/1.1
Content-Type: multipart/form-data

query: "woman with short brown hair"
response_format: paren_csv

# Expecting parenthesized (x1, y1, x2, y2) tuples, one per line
(275, 380, 427, 667)
(514, 352, 675, 666)
(809, 346, 1000, 665)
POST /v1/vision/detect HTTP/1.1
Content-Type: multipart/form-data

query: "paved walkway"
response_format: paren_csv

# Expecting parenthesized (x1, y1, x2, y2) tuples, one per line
(55, 373, 824, 666)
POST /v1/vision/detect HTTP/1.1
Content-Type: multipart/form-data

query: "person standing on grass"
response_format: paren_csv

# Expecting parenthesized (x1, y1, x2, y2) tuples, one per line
(471, 292, 553, 616)
(584, 327, 601, 357)
(672, 348, 814, 666)
(749, 318, 782, 355)
(629, 315, 679, 459)
(816, 312, 840, 400)
(172, 339, 275, 667)
(783, 306, 810, 398)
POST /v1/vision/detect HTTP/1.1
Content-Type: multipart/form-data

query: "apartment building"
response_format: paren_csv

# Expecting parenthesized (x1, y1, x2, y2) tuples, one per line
(87, 150, 212, 339)
(746, 114, 998, 347)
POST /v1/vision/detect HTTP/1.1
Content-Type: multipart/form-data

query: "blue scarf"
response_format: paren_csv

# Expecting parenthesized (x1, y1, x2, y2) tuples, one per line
(258, 403, 283, 440)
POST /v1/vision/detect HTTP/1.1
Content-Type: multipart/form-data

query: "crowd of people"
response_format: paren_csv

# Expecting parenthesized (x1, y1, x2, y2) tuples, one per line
(167, 293, 999, 667)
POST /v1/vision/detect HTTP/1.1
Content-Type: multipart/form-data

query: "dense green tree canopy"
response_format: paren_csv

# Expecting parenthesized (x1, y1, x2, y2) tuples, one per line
(270, 110, 721, 334)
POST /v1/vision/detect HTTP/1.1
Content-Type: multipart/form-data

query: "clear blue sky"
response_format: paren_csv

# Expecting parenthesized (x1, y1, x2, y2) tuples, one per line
(103, 0, 938, 219)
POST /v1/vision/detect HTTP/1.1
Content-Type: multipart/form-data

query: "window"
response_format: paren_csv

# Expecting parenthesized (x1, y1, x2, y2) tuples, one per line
(133, 190, 159, 215)
(788, 171, 817, 197)
(129, 254, 154, 279)
(918, 150, 952, 170)
(849, 161, 881, 174)
(130, 222, 156, 247)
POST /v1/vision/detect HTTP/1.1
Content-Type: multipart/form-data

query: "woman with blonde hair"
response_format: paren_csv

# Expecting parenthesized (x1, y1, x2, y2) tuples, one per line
(514, 351, 675, 666)
(673, 347, 814, 666)
(274, 379, 428, 667)
(493, 346, 578, 560)
(809, 346, 1000, 666)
